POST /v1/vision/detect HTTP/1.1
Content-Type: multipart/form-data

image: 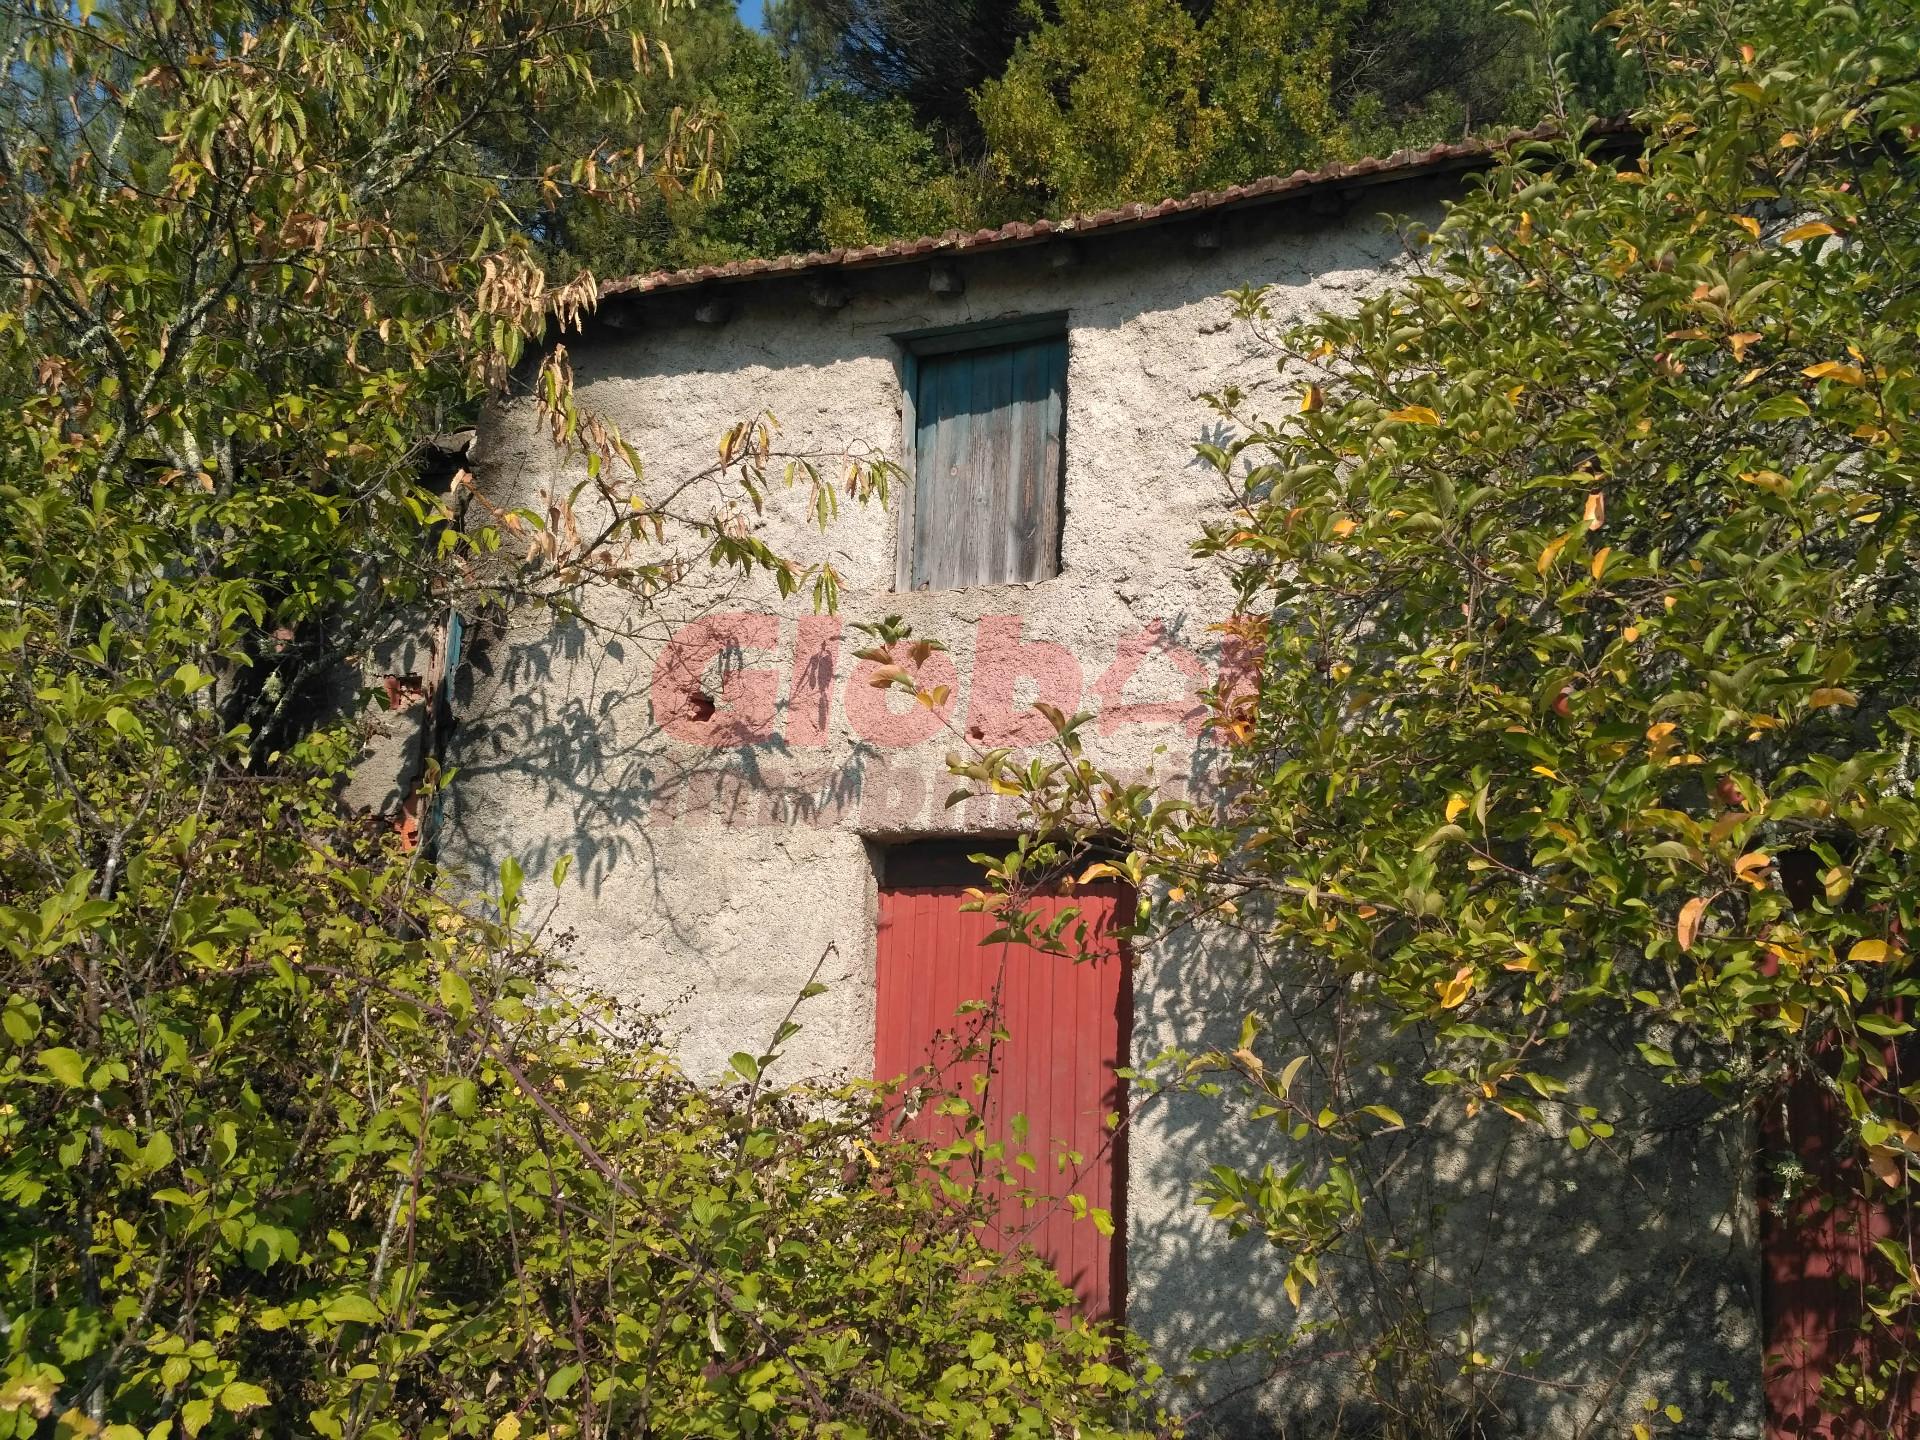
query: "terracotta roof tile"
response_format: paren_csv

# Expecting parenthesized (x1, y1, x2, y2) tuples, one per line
(597, 120, 1623, 305)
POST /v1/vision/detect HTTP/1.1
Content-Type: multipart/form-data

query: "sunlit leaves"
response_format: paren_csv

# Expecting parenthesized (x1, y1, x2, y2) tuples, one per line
(0, 2, 1131, 1437)
(965, 0, 1920, 1422)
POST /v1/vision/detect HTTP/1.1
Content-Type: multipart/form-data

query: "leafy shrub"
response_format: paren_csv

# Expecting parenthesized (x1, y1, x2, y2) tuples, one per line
(961, 0, 1920, 1430)
(1, 751, 1161, 1437)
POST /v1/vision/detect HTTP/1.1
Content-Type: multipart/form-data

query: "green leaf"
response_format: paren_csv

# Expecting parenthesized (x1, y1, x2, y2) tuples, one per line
(439, 969, 473, 1017)
(543, 1365, 583, 1401)
(2, 995, 40, 1044)
(448, 1078, 478, 1119)
(37, 1047, 87, 1088)
(322, 1293, 382, 1325)
(220, 1382, 269, 1414)
(1856, 1015, 1913, 1037)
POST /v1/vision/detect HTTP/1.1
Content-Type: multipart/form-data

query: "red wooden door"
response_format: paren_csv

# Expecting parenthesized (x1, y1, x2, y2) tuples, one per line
(874, 845, 1131, 1323)
(1763, 1052, 1920, 1438)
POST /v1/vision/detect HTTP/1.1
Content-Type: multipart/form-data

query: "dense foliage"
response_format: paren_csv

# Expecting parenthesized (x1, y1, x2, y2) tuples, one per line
(958, 0, 1920, 1429)
(0, 0, 1160, 1435)
(974, 0, 1541, 213)
(522, 12, 972, 278)
(765, 0, 1639, 224)
(767, 0, 1035, 149)
(1, 792, 1157, 1438)
(689, 40, 968, 261)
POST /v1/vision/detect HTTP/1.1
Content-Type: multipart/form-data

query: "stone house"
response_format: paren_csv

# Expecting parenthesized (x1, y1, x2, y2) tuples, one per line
(398, 129, 1823, 1437)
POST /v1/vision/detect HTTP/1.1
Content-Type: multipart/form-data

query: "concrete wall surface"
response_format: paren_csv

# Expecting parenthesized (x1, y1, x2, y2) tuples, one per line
(448, 178, 1764, 1437)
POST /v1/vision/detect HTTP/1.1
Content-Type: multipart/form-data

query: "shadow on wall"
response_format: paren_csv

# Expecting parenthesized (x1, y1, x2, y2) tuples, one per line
(439, 574, 1247, 896)
(1128, 907, 1763, 1439)
(438, 573, 888, 918)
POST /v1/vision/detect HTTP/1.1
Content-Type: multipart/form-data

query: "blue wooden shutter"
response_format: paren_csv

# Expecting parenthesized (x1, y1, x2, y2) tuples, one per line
(910, 334, 1066, 589)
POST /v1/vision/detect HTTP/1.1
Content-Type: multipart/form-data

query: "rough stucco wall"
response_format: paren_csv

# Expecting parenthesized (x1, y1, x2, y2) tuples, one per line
(448, 179, 1763, 1437)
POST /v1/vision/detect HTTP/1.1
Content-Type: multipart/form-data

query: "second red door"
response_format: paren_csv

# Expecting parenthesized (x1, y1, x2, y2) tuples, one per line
(875, 843, 1132, 1323)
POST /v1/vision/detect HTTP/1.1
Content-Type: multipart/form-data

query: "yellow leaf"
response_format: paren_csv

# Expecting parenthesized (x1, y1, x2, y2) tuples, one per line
(1590, 546, 1612, 579)
(1506, 382, 1526, 403)
(1583, 492, 1606, 530)
(1677, 895, 1708, 952)
(1437, 965, 1475, 1009)
(494, 1416, 523, 1440)
(1781, 221, 1838, 244)
(1634, 1424, 1651, 1440)
(1530, 764, 1560, 779)
(1809, 687, 1858, 708)
(1624, 624, 1640, 641)
(1869, 1146, 1903, 1189)
(1850, 939, 1890, 965)
(1803, 360, 1866, 385)
(1732, 214, 1761, 238)
(1733, 851, 1771, 887)
(1300, 384, 1323, 413)
(1729, 331, 1762, 360)
(1330, 516, 1358, 537)
(0, 1378, 57, 1420)
(1388, 405, 1440, 426)
(1646, 721, 1677, 746)
(1446, 793, 1469, 823)
(1536, 533, 1569, 574)
(1778, 132, 1803, 148)
(1740, 469, 1789, 495)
